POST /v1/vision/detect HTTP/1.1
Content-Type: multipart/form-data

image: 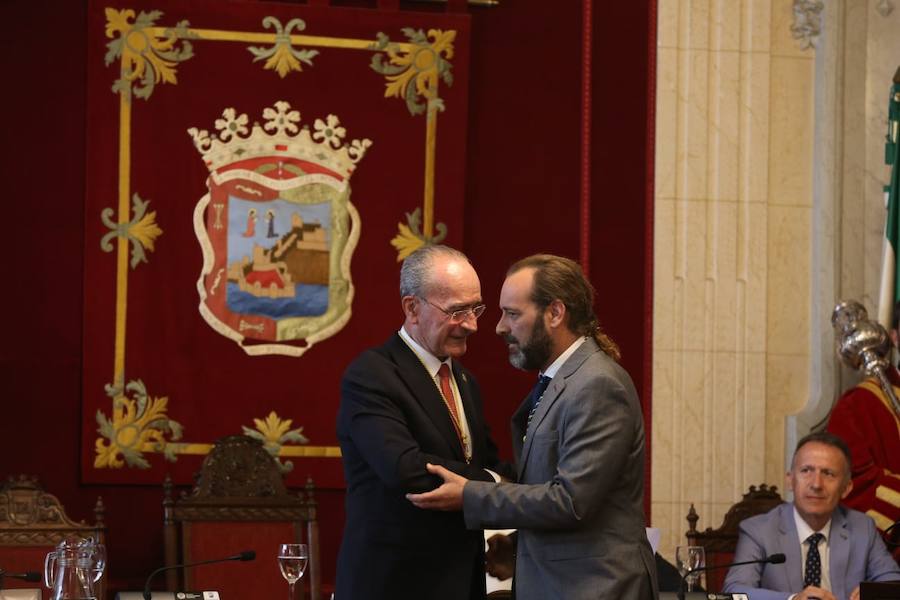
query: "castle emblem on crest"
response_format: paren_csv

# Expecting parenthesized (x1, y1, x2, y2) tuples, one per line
(189, 101, 371, 356)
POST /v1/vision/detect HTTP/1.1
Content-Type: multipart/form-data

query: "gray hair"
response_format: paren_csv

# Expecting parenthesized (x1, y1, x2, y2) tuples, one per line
(400, 244, 470, 298)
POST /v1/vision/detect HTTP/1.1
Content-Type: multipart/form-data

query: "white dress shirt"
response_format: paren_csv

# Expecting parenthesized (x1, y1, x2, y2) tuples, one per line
(398, 327, 472, 461)
(541, 336, 587, 380)
(789, 507, 833, 598)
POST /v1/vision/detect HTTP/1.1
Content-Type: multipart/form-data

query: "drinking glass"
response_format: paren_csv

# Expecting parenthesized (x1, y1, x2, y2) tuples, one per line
(90, 544, 106, 584)
(278, 543, 308, 600)
(675, 545, 705, 592)
(75, 539, 105, 599)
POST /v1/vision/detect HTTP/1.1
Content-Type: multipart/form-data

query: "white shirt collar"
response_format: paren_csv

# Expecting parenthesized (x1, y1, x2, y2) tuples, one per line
(398, 327, 448, 378)
(793, 505, 832, 544)
(542, 337, 587, 379)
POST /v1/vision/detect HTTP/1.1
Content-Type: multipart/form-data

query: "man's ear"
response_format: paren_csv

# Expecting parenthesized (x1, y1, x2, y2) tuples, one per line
(546, 299, 566, 329)
(840, 478, 854, 500)
(402, 295, 419, 322)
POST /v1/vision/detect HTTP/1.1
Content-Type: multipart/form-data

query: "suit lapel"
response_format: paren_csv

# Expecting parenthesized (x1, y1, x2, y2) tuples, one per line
(516, 339, 596, 478)
(516, 379, 565, 480)
(510, 396, 530, 462)
(778, 504, 804, 593)
(386, 334, 464, 460)
(828, 507, 850, 597)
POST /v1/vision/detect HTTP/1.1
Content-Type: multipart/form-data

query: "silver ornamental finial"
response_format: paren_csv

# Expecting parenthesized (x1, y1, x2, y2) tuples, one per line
(831, 300, 900, 417)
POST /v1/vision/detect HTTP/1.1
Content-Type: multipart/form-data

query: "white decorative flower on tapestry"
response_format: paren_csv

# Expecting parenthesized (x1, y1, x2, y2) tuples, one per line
(187, 101, 372, 179)
(313, 114, 346, 149)
(263, 101, 301, 135)
(215, 108, 249, 141)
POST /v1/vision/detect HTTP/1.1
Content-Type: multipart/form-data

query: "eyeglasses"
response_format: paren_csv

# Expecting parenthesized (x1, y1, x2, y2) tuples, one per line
(419, 297, 487, 323)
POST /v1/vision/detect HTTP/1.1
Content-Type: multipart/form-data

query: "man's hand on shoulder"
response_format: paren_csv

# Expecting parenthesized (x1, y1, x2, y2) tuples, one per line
(406, 463, 468, 511)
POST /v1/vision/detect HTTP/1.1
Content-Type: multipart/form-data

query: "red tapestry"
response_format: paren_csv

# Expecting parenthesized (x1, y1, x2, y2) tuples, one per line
(82, 0, 471, 488)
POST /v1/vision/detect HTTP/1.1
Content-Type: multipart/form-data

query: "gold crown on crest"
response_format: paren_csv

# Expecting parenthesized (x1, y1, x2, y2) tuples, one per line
(187, 101, 372, 179)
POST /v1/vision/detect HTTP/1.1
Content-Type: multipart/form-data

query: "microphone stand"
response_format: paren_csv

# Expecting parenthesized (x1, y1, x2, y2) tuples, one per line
(0, 570, 42, 590)
(143, 551, 255, 600)
(677, 555, 785, 600)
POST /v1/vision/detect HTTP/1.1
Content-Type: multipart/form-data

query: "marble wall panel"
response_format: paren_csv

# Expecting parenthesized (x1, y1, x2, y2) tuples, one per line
(652, 0, 818, 563)
(738, 50, 770, 205)
(769, 56, 815, 208)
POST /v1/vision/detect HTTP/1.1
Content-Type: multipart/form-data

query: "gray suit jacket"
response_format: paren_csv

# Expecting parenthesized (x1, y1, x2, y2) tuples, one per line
(723, 502, 900, 600)
(462, 338, 658, 600)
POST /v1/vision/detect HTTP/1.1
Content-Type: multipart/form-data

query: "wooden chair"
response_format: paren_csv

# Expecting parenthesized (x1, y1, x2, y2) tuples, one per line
(163, 435, 321, 600)
(685, 484, 783, 593)
(0, 475, 106, 598)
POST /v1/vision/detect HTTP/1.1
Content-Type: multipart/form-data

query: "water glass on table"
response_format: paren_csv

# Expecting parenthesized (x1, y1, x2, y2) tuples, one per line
(278, 543, 308, 600)
(675, 544, 705, 592)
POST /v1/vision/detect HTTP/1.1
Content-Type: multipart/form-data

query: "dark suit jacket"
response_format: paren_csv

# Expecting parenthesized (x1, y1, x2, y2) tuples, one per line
(723, 503, 900, 600)
(335, 333, 512, 600)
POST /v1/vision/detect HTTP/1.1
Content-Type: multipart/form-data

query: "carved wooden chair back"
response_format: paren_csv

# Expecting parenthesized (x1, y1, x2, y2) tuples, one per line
(163, 436, 320, 600)
(0, 475, 106, 598)
(685, 484, 783, 593)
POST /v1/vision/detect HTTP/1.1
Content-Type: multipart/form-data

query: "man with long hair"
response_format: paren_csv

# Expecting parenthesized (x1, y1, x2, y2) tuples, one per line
(408, 254, 658, 600)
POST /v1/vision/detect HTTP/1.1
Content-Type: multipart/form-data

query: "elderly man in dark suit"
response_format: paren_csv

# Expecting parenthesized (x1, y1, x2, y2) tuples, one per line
(335, 244, 512, 600)
(408, 254, 658, 600)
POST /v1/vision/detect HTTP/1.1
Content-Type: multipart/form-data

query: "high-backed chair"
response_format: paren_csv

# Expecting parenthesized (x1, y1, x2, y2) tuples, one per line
(162, 435, 320, 600)
(0, 475, 106, 598)
(685, 484, 783, 593)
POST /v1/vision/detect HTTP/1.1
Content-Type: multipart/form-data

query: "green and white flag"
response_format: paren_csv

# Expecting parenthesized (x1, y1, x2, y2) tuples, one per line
(877, 75, 900, 329)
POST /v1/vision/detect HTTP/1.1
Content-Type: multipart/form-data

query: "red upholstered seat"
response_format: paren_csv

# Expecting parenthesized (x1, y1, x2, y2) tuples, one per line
(185, 521, 296, 598)
(163, 436, 321, 600)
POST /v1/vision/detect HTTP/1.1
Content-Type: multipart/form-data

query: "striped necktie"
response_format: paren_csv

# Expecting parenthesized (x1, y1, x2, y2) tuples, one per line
(437, 363, 465, 450)
(524, 375, 552, 437)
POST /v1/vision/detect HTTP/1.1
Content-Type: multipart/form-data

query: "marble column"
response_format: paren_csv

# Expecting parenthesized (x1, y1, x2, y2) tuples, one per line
(652, 0, 815, 561)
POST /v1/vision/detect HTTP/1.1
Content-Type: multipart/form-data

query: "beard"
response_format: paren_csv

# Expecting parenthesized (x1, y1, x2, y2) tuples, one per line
(505, 317, 552, 371)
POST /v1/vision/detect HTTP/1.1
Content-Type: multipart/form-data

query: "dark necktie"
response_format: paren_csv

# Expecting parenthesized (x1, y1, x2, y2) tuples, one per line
(804, 532, 825, 588)
(525, 375, 552, 432)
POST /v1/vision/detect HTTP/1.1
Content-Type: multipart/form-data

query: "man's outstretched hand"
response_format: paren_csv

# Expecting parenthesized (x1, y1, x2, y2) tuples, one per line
(406, 463, 467, 511)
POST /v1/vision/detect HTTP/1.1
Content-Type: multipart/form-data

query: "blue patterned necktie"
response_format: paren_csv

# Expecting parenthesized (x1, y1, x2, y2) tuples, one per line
(804, 532, 825, 588)
(525, 375, 552, 431)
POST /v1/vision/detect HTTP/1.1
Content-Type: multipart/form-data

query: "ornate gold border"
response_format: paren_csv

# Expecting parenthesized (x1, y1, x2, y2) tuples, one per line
(95, 7, 458, 469)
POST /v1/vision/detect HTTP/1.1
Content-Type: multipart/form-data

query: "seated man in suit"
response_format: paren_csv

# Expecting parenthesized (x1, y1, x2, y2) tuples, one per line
(723, 431, 900, 600)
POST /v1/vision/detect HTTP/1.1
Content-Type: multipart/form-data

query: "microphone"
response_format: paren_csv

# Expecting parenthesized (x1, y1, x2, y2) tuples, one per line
(0, 570, 42, 588)
(678, 554, 786, 600)
(142, 551, 255, 600)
